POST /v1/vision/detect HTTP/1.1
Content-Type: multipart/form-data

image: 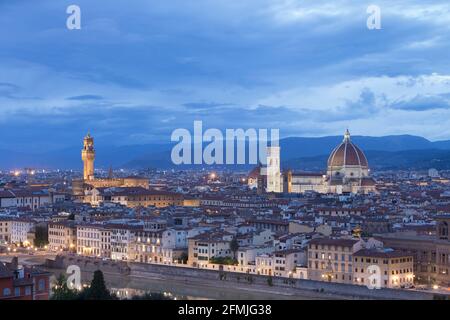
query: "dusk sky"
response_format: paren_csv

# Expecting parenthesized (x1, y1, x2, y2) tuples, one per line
(1, 0, 450, 152)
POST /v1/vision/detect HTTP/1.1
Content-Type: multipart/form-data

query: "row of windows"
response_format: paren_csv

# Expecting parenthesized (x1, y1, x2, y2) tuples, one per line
(129, 196, 178, 201)
(1, 280, 45, 297)
(133, 245, 160, 254)
(78, 232, 100, 239)
(78, 248, 100, 255)
(310, 261, 353, 273)
(48, 230, 71, 236)
(77, 239, 100, 247)
(356, 278, 412, 285)
(310, 245, 351, 252)
(50, 238, 67, 244)
(355, 267, 412, 274)
(354, 257, 412, 264)
(310, 252, 352, 262)
(2, 286, 31, 297)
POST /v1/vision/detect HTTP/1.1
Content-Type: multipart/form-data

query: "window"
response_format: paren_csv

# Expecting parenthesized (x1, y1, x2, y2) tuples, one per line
(3, 288, 11, 296)
(38, 279, 46, 291)
(15, 287, 20, 296)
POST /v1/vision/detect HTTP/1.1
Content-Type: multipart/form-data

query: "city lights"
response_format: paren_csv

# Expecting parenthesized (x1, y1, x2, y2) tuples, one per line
(0, 0, 449, 307)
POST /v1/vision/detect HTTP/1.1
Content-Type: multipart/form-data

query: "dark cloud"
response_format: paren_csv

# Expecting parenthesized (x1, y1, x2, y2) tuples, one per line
(66, 95, 104, 101)
(182, 102, 231, 110)
(0, 82, 20, 98)
(390, 95, 450, 111)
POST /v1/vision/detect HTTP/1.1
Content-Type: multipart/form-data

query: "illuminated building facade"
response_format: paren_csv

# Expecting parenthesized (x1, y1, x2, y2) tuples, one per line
(72, 133, 150, 204)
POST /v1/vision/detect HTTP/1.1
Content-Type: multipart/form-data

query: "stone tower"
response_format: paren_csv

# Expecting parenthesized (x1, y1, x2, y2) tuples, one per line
(266, 146, 282, 193)
(81, 132, 95, 181)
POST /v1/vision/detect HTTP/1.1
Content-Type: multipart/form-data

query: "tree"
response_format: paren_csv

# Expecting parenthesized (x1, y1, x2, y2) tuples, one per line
(179, 252, 188, 264)
(52, 271, 117, 300)
(34, 225, 48, 247)
(51, 274, 78, 300)
(210, 256, 238, 265)
(82, 270, 115, 300)
(229, 237, 239, 259)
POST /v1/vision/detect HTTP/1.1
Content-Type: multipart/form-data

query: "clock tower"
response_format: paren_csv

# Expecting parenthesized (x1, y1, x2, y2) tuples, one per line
(81, 132, 95, 180)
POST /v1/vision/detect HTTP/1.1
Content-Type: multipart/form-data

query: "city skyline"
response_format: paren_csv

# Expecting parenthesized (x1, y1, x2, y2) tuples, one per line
(1, 1, 450, 304)
(1, 0, 450, 153)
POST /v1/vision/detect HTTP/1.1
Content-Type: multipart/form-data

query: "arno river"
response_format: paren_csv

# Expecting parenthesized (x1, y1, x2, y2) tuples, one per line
(47, 268, 326, 300)
(1, 254, 328, 300)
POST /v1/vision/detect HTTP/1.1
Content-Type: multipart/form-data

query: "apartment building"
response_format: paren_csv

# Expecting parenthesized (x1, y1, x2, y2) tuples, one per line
(48, 221, 77, 252)
(255, 254, 273, 276)
(10, 219, 35, 245)
(0, 218, 11, 243)
(273, 249, 306, 277)
(129, 230, 164, 263)
(162, 227, 206, 249)
(76, 224, 104, 257)
(0, 258, 51, 300)
(188, 232, 234, 267)
(377, 215, 450, 286)
(254, 249, 305, 277)
(100, 228, 111, 259)
(0, 189, 65, 211)
(237, 245, 274, 267)
(107, 225, 141, 261)
(353, 249, 414, 289)
(307, 237, 382, 284)
(90, 187, 183, 208)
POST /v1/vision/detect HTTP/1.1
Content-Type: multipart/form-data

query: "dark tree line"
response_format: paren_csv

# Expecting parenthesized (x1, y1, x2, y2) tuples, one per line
(52, 270, 116, 300)
(51, 270, 172, 300)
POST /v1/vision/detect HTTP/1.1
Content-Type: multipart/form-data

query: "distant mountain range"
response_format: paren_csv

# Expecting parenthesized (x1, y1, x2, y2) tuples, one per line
(2, 134, 450, 171)
(283, 149, 450, 171)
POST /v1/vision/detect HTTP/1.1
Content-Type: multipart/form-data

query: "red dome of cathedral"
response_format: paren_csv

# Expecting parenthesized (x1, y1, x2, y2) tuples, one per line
(327, 130, 368, 168)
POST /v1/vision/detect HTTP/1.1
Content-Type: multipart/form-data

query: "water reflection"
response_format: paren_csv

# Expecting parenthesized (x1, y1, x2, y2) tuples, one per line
(110, 288, 188, 300)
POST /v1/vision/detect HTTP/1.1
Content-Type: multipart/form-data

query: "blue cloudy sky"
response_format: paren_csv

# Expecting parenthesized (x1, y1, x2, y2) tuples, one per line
(1, 0, 450, 151)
